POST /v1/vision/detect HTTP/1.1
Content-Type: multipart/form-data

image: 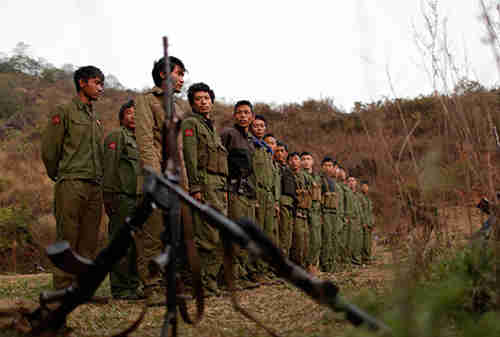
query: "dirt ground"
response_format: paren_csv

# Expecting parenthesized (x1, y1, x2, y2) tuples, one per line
(0, 207, 484, 337)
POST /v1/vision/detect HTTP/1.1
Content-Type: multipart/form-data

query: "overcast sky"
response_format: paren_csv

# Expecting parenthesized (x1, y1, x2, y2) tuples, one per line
(0, 0, 497, 111)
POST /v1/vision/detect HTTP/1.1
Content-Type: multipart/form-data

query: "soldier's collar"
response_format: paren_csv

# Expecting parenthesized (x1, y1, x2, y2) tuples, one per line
(72, 96, 92, 114)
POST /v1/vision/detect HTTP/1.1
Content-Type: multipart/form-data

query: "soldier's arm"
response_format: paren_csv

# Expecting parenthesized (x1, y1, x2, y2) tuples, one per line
(220, 128, 232, 151)
(181, 119, 201, 195)
(102, 131, 121, 193)
(41, 106, 66, 181)
(135, 94, 160, 172)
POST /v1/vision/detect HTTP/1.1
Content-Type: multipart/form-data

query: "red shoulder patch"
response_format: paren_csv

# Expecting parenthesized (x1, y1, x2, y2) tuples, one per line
(108, 142, 117, 150)
(184, 129, 194, 137)
(51, 115, 61, 125)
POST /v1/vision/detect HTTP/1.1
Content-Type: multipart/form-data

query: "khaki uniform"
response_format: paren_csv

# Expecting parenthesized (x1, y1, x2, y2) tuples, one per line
(319, 174, 339, 272)
(181, 112, 228, 293)
(103, 126, 141, 297)
(347, 191, 364, 265)
(360, 193, 374, 262)
(279, 164, 295, 257)
(41, 97, 104, 289)
(291, 171, 311, 267)
(338, 182, 350, 264)
(220, 125, 257, 280)
(134, 87, 187, 287)
(304, 171, 322, 268)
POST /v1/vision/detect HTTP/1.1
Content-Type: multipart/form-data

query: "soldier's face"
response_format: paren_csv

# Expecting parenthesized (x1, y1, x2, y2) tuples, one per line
(275, 146, 287, 162)
(234, 104, 253, 129)
(251, 119, 266, 138)
(321, 162, 334, 175)
(348, 177, 357, 190)
(264, 136, 277, 152)
(79, 77, 104, 101)
(170, 65, 185, 93)
(362, 184, 369, 193)
(301, 155, 314, 170)
(122, 107, 135, 130)
(289, 155, 301, 171)
(192, 91, 212, 116)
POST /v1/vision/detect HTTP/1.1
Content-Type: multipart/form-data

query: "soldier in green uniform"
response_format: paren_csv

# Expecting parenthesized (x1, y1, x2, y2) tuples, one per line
(264, 133, 281, 245)
(134, 56, 186, 293)
(336, 166, 350, 266)
(319, 157, 340, 272)
(289, 152, 311, 268)
(347, 176, 363, 265)
(41, 66, 105, 290)
(276, 142, 295, 257)
(220, 100, 257, 285)
(301, 152, 322, 275)
(181, 82, 228, 296)
(102, 100, 143, 299)
(360, 181, 374, 263)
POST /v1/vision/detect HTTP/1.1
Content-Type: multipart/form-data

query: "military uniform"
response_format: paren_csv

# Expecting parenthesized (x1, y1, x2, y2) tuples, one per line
(304, 171, 322, 270)
(134, 87, 187, 288)
(181, 112, 228, 294)
(41, 97, 104, 289)
(349, 191, 364, 265)
(291, 170, 311, 267)
(220, 125, 257, 281)
(360, 193, 374, 262)
(102, 126, 141, 298)
(279, 164, 295, 257)
(338, 182, 350, 265)
(319, 174, 339, 272)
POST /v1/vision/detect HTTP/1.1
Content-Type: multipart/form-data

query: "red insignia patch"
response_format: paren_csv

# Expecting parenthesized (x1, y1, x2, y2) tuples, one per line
(184, 129, 194, 137)
(108, 142, 117, 150)
(51, 115, 61, 125)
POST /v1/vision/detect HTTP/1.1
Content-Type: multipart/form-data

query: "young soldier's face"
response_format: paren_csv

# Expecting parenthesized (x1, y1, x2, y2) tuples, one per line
(234, 104, 253, 129)
(321, 161, 334, 175)
(289, 155, 301, 171)
(348, 177, 357, 190)
(80, 77, 104, 101)
(251, 119, 266, 138)
(301, 155, 314, 170)
(170, 65, 185, 93)
(264, 136, 277, 153)
(275, 146, 287, 163)
(122, 107, 135, 130)
(191, 91, 212, 116)
(362, 184, 369, 193)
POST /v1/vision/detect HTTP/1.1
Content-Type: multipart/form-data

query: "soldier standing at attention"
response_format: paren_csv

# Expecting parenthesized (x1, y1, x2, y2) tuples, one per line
(347, 176, 363, 266)
(220, 100, 257, 286)
(360, 181, 374, 264)
(264, 133, 281, 244)
(181, 83, 228, 295)
(275, 142, 295, 257)
(102, 100, 143, 300)
(42, 66, 105, 290)
(336, 166, 349, 266)
(301, 152, 322, 275)
(319, 157, 340, 272)
(288, 152, 310, 268)
(134, 56, 187, 295)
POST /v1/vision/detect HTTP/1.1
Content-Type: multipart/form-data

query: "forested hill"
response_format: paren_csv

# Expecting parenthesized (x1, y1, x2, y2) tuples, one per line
(0, 48, 499, 272)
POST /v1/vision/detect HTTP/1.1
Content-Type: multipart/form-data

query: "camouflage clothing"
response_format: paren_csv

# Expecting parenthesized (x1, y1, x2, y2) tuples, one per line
(181, 112, 228, 293)
(41, 97, 104, 289)
(103, 127, 141, 297)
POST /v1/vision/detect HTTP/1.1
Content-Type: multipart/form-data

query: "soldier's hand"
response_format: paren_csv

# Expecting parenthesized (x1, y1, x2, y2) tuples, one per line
(192, 192, 202, 201)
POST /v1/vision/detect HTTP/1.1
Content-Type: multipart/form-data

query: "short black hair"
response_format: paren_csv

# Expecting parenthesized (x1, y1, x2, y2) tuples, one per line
(276, 140, 288, 152)
(301, 151, 312, 158)
(254, 114, 267, 125)
(263, 133, 275, 140)
(287, 151, 300, 161)
(234, 100, 253, 114)
(152, 56, 186, 87)
(321, 156, 334, 165)
(74, 66, 104, 93)
(361, 180, 369, 185)
(187, 82, 215, 106)
(119, 99, 135, 123)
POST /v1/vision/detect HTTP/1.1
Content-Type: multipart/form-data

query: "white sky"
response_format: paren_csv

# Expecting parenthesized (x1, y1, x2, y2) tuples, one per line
(0, 0, 497, 111)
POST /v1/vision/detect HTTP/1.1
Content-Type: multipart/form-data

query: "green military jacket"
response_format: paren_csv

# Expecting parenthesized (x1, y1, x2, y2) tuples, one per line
(339, 182, 352, 221)
(272, 160, 281, 202)
(294, 170, 311, 212)
(320, 173, 340, 212)
(41, 97, 104, 183)
(103, 126, 139, 196)
(180, 112, 228, 195)
(359, 193, 374, 228)
(303, 171, 322, 211)
(252, 144, 276, 197)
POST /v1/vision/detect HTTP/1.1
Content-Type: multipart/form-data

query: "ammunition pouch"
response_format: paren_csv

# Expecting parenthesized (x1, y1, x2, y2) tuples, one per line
(198, 132, 228, 175)
(296, 188, 312, 209)
(281, 170, 296, 198)
(322, 192, 338, 210)
(312, 182, 321, 201)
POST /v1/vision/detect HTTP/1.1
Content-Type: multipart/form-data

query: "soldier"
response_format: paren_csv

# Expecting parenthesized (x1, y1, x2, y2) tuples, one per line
(276, 142, 294, 256)
(347, 176, 363, 265)
(288, 152, 310, 267)
(134, 56, 187, 294)
(335, 166, 350, 265)
(220, 100, 257, 286)
(301, 152, 322, 275)
(181, 82, 228, 295)
(41, 66, 105, 289)
(319, 157, 341, 272)
(103, 100, 143, 299)
(274, 140, 289, 165)
(251, 116, 278, 280)
(360, 181, 374, 263)
(264, 133, 281, 245)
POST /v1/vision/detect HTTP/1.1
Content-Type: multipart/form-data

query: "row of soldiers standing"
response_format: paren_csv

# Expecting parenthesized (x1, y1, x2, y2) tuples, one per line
(40, 55, 375, 301)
